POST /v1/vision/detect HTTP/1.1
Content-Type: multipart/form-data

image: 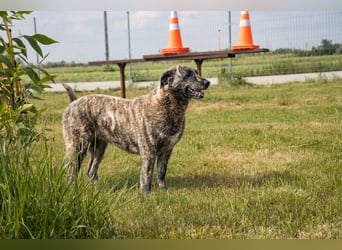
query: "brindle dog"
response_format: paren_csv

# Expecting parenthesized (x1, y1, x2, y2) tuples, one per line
(62, 65, 210, 192)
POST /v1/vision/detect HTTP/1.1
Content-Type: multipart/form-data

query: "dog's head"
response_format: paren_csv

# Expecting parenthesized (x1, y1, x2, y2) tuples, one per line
(160, 65, 210, 100)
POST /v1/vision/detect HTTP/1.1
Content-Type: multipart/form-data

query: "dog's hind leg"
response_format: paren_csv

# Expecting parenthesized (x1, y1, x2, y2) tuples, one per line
(67, 142, 87, 182)
(86, 139, 108, 181)
(157, 150, 173, 189)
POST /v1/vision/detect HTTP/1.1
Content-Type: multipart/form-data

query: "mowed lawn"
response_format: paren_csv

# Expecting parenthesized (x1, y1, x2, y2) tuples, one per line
(34, 79, 342, 239)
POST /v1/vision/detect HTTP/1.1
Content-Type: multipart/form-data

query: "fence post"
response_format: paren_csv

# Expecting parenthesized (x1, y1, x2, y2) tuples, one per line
(228, 10, 233, 81)
(127, 11, 132, 86)
(104, 11, 109, 61)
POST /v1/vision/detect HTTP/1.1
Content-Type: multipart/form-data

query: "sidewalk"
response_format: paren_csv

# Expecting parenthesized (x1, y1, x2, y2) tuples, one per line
(244, 71, 342, 85)
(46, 71, 341, 92)
(46, 77, 219, 92)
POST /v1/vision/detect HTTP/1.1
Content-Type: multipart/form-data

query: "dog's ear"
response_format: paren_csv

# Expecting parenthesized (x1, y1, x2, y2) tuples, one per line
(176, 65, 186, 76)
(160, 67, 176, 87)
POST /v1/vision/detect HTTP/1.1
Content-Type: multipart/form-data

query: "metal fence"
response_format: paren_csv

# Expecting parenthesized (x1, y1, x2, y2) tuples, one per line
(11, 11, 342, 80)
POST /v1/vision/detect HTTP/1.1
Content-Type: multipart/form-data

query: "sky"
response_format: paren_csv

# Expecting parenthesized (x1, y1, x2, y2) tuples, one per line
(4, 0, 342, 11)
(5, 10, 342, 64)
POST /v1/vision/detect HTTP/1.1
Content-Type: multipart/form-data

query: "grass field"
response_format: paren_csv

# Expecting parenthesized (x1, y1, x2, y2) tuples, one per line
(41, 53, 342, 83)
(18, 78, 341, 239)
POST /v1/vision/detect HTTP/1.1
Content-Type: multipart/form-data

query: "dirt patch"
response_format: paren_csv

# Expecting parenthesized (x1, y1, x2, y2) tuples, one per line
(210, 149, 310, 175)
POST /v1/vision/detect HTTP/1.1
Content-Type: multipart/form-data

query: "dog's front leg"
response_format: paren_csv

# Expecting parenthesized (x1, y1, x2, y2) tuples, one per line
(157, 150, 173, 189)
(140, 154, 156, 192)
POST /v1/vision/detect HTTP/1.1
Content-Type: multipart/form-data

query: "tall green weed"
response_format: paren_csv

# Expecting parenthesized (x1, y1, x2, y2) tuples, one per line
(0, 134, 122, 238)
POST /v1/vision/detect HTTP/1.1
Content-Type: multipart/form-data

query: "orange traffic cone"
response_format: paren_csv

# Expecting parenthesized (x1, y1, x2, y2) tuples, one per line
(161, 11, 190, 55)
(232, 11, 259, 51)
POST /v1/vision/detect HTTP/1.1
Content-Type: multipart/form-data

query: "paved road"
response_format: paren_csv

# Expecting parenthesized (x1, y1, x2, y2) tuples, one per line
(46, 71, 342, 92)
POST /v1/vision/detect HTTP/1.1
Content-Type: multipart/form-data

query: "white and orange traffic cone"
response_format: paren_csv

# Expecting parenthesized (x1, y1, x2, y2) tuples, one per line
(232, 11, 259, 51)
(161, 11, 190, 55)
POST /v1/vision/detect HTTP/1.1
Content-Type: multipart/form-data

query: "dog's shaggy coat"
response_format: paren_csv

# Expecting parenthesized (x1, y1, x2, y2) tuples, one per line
(62, 65, 210, 192)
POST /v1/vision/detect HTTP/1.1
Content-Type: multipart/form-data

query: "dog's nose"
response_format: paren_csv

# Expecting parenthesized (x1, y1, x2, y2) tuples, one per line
(204, 80, 210, 89)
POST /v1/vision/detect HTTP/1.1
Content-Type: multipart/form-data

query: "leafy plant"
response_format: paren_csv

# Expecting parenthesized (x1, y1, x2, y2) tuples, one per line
(0, 11, 57, 142)
(0, 12, 129, 239)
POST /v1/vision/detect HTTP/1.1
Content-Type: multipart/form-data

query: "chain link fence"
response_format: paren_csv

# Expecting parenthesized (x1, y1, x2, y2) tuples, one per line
(12, 11, 342, 82)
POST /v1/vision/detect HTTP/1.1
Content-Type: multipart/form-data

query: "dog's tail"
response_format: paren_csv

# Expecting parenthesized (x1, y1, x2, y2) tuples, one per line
(62, 84, 77, 103)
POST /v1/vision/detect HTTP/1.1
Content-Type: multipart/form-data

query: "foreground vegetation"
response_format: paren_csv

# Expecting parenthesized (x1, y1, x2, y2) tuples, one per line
(2, 79, 340, 239)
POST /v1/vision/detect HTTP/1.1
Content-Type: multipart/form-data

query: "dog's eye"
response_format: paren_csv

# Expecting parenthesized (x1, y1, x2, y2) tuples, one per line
(184, 70, 192, 78)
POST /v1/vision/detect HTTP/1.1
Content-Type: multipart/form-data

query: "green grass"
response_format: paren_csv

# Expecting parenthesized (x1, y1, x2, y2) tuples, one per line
(35, 53, 342, 83)
(0, 134, 130, 238)
(232, 53, 342, 77)
(2, 79, 341, 238)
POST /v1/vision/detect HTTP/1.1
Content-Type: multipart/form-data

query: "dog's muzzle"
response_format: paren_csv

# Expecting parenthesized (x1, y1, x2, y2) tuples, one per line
(187, 79, 210, 99)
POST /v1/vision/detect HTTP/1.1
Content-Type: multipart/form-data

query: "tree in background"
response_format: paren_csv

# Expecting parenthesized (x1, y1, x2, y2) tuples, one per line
(315, 39, 342, 55)
(274, 39, 342, 56)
